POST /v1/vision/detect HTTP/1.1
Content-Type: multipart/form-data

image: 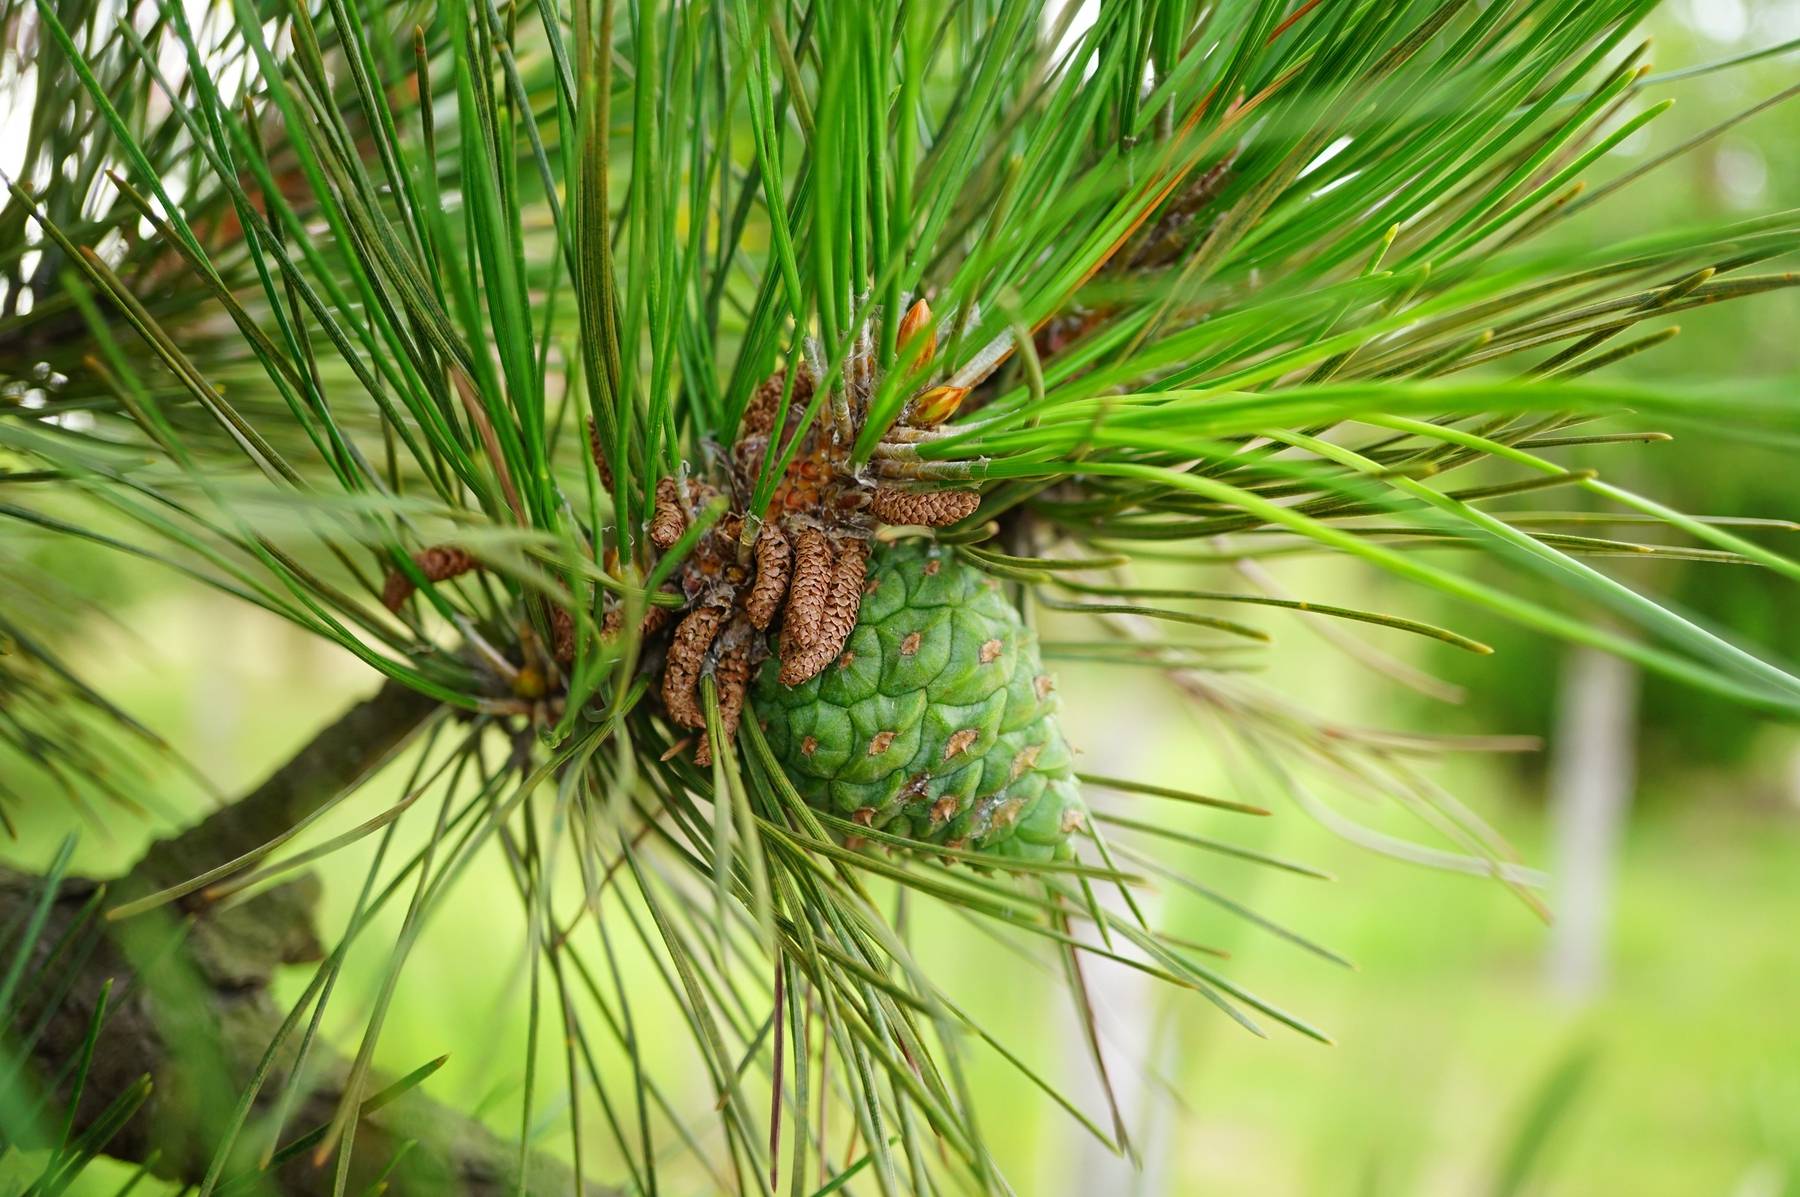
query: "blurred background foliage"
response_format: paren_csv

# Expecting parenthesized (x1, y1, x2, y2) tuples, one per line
(1413, 0, 1800, 794)
(2, 1, 1798, 1195)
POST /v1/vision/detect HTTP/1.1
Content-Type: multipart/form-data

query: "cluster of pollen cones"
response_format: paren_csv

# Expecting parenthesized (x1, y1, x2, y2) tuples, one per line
(382, 299, 983, 765)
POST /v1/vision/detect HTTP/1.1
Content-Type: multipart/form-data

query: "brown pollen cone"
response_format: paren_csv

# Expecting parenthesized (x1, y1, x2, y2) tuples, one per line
(868, 487, 980, 528)
(599, 596, 676, 645)
(382, 545, 479, 611)
(551, 606, 575, 663)
(661, 605, 728, 729)
(742, 367, 814, 438)
(778, 539, 868, 686)
(586, 417, 615, 490)
(649, 477, 687, 549)
(779, 528, 833, 662)
(695, 633, 754, 767)
(639, 601, 675, 641)
(746, 524, 793, 629)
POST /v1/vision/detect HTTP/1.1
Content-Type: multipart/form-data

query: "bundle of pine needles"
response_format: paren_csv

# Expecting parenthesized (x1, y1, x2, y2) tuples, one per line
(2, 0, 1798, 1192)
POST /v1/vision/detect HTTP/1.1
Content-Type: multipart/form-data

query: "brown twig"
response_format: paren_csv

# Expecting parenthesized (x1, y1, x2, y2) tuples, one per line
(11, 682, 612, 1195)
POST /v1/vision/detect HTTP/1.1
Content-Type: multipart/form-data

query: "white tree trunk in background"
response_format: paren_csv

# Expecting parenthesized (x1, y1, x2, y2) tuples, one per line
(1068, 885, 1173, 1196)
(1545, 646, 1640, 1002)
(1065, 892, 1180, 1188)
(1066, 736, 1173, 1195)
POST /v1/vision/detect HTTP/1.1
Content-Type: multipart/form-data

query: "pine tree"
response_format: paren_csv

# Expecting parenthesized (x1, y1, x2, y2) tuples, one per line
(2, 0, 1798, 1192)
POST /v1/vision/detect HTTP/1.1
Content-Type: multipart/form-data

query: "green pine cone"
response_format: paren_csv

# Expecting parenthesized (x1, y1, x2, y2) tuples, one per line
(753, 539, 1084, 862)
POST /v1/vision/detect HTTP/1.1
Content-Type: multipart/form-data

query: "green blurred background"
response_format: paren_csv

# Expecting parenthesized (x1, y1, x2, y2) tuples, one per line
(7, 3, 1800, 1194)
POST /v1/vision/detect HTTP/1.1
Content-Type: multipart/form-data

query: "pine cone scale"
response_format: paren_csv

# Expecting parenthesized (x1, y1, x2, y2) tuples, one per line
(754, 541, 1083, 862)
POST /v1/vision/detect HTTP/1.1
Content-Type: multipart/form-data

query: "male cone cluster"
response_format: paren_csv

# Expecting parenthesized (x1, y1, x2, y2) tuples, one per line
(638, 338, 983, 764)
(382, 301, 984, 767)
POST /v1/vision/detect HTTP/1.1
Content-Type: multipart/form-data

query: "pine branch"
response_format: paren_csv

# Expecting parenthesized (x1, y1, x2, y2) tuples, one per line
(5, 682, 611, 1195)
(121, 680, 438, 903)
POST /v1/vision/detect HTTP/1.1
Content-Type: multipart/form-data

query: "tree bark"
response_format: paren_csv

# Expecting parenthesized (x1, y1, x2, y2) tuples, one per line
(5, 681, 606, 1195)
